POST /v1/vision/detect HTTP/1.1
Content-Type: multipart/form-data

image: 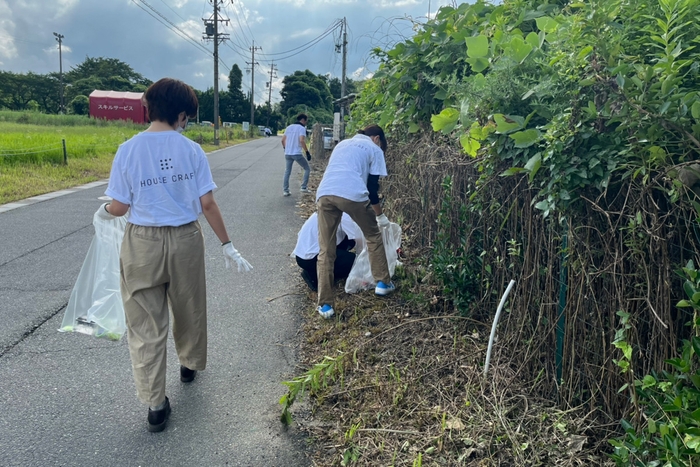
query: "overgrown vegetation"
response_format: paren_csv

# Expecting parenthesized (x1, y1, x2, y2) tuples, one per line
(283, 0, 700, 464)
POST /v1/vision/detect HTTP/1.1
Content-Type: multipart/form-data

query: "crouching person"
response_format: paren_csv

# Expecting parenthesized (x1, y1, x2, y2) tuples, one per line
(293, 212, 363, 292)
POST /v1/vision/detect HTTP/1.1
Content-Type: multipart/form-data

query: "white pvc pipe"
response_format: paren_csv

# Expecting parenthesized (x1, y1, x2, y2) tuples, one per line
(483, 279, 516, 377)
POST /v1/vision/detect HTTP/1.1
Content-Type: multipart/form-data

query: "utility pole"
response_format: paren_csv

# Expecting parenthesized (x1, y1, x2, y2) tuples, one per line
(340, 18, 348, 139)
(203, 1, 229, 145)
(53, 32, 64, 114)
(247, 42, 261, 130)
(265, 62, 277, 128)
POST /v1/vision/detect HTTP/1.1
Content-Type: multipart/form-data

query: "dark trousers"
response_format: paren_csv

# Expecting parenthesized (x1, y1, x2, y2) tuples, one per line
(296, 247, 355, 288)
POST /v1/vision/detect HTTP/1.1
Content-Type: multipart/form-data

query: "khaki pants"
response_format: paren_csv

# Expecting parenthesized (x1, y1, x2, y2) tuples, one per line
(120, 221, 207, 406)
(317, 195, 390, 307)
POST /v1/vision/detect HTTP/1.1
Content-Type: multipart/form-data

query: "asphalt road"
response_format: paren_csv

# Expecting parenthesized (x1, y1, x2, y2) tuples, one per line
(0, 136, 312, 466)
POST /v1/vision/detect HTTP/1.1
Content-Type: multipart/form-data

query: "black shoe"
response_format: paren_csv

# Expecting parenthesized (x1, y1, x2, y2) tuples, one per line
(180, 365, 196, 383)
(300, 270, 318, 292)
(147, 397, 171, 433)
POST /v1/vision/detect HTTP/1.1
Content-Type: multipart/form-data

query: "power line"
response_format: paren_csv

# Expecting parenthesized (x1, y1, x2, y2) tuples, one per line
(257, 20, 342, 58)
(131, 0, 212, 56)
(157, 0, 187, 22)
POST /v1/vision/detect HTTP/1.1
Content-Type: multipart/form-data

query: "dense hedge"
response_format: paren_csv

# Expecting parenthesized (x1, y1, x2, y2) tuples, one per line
(351, 0, 700, 462)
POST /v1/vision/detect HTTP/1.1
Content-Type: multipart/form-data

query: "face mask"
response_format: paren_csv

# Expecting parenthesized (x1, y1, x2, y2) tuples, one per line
(176, 117, 188, 133)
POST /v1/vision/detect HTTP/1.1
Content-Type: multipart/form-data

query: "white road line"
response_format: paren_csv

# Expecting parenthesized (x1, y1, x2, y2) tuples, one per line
(0, 180, 109, 214)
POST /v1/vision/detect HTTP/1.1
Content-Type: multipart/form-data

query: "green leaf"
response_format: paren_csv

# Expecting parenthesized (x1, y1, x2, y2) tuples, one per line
(535, 17, 560, 33)
(692, 336, 700, 358)
(642, 375, 656, 389)
(525, 32, 540, 49)
(430, 108, 460, 134)
(466, 57, 490, 73)
(408, 122, 420, 134)
(577, 45, 593, 59)
(501, 167, 527, 176)
(661, 75, 675, 96)
(510, 129, 541, 148)
(648, 418, 657, 434)
(677, 299, 692, 307)
(524, 153, 541, 182)
(465, 35, 489, 58)
(508, 36, 533, 63)
(459, 134, 481, 157)
(692, 101, 700, 120)
(493, 114, 524, 134)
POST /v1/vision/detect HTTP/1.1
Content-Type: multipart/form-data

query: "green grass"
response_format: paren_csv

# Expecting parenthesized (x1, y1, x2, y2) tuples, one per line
(0, 111, 254, 205)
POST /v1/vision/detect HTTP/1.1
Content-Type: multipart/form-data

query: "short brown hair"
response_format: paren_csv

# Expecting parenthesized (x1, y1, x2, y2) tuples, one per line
(361, 124, 387, 152)
(143, 78, 198, 126)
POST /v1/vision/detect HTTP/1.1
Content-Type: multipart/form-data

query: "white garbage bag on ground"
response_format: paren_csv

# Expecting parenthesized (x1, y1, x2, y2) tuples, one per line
(59, 211, 127, 340)
(345, 222, 402, 294)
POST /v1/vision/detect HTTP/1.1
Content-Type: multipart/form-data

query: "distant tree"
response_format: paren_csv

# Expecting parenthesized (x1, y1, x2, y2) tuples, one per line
(0, 71, 37, 110)
(224, 64, 249, 122)
(285, 104, 332, 127)
(65, 76, 104, 103)
(196, 88, 214, 122)
(69, 95, 90, 115)
(279, 70, 333, 116)
(65, 57, 151, 87)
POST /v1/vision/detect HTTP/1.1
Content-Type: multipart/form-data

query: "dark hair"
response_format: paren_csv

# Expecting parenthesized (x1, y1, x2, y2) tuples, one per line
(143, 78, 198, 126)
(360, 124, 387, 152)
(296, 113, 308, 122)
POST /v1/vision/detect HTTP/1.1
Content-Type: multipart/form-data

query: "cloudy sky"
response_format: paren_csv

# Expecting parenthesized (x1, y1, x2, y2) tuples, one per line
(0, 0, 454, 105)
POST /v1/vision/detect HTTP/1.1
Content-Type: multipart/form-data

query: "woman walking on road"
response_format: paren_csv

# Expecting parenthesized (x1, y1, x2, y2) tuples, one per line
(97, 78, 252, 432)
(315, 124, 395, 319)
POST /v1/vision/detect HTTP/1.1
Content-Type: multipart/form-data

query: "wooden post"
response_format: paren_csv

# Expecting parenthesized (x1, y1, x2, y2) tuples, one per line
(311, 123, 323, 160)
(62, 139, 67, 164)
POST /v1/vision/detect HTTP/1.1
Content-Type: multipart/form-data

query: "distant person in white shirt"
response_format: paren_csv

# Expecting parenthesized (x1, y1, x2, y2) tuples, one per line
(293, 212, 364, 292)
(314, 124, 395, 319)
(97, 77, 252, 433)
(280, 113, 311, 196)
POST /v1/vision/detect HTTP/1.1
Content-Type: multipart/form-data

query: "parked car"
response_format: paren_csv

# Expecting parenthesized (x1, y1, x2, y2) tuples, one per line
(200, 121, 213, 127)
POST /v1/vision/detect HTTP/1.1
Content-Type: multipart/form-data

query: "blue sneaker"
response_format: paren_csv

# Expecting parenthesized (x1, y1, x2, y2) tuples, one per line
(375, 281, 396, 296)
(317, 304, 334, 319)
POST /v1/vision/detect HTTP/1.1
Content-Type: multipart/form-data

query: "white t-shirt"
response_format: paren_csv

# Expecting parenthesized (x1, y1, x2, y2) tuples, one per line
(293, 212, 363, 260)
(315, 134, 387, 203)
(284, 123, 306, 155)
(105, 131, 217, 227)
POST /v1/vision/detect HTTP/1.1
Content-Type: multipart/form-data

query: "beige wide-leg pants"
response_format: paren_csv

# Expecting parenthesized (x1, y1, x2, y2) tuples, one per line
(317, 195, 391, 308)
(120, 221, 207, 406)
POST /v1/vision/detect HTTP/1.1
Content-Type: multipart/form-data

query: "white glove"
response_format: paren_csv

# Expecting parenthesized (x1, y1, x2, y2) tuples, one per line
(376, 214, 391, 229)
(96, 202, 115, 220)
(222, 242, 253, 272)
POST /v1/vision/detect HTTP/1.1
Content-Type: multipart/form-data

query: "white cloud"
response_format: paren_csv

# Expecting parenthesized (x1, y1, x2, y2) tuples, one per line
(44, 45, 72, 56)
(377, 0, 421, 7)
(290, 28, 318, 39)
(0, 0, 17, 59)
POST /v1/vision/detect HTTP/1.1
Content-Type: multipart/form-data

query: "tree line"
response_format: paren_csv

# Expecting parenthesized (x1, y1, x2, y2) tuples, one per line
(0, 56, 357, 133)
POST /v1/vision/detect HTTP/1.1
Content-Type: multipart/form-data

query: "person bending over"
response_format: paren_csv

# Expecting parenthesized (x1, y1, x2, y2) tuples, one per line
(314, 124, 394, 319)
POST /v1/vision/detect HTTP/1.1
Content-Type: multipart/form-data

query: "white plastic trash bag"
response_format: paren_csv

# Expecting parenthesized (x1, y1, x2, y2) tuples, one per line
(59, 211, 127, 340)
(345, 222, 402, 294)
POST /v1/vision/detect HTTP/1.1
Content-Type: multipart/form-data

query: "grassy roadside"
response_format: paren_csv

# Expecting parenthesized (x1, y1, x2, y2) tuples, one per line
(284, 161, 611, 467)
(0, 114, 251, 205)
(0, 139, 246, 205)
